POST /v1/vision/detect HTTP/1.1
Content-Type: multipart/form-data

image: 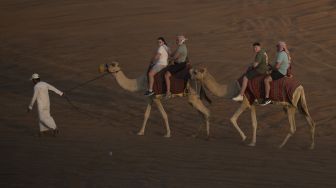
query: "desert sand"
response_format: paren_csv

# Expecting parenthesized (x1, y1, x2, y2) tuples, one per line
(1, 0, 336, 187)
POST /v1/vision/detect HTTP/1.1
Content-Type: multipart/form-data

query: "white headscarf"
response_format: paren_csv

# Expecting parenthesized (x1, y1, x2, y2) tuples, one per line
(177, 35, 187, 45)
(278, 41, 291, 62)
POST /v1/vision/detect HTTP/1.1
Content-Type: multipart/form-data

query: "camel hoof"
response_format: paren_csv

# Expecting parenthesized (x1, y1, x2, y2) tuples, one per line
(137, 131, 145, 136)
(309, 144, 315, 150)
(192, 134, 199, 138)
(241, 135, 247, 142)
(164, 134, 171, 138)
(247, 143, 256, 147)
(278, 144, 284, 149)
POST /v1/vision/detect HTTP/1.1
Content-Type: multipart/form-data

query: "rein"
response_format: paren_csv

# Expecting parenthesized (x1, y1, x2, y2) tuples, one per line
(65, 73, 109, 93)
(63, 71, 111, 119)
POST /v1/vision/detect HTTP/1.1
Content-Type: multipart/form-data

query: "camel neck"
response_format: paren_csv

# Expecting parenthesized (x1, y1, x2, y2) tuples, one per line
(202, 73, 228, 97)
(114, 71, 146, 92)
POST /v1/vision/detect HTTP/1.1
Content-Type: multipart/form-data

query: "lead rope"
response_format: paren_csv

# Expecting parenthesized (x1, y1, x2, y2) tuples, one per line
(64, 95, 101, 119)
(63, 72, 110, 119)
(65, 72, 109, 93)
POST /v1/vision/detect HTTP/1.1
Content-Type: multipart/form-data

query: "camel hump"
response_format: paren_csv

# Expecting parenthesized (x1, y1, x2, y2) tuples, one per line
(149, 65, 191, 96)
(238, 75, 300, 104)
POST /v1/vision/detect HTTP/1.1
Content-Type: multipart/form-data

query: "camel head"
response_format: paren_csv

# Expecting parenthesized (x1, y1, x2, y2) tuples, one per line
(190, 66, 208, 81)
(105, 62, 121, 74)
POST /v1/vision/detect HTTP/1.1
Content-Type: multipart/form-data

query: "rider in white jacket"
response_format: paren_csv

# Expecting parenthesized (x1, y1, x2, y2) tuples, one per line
(28, 73, 63, 135)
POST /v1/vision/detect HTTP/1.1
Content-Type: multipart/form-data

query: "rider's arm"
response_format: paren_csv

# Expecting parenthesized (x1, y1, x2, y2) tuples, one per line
(151, 47, 162, 63)
(274, 61, 282, 70)
(253, 51, 263, 68)
(252, 61, 259, 68)
(168, 50, 180, 63)
(152, 52, 161, 62)
(29, 86, 39, 110)
(172, 51, 180, 61)
(274, 52, 286, 70)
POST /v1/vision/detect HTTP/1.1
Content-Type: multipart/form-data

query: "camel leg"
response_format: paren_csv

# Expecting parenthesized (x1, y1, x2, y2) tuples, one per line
(279, 107, 296, 148)
(188, 95, 210, 139)
(137, 100, 153, 136)
(248, 105, 257, 146)
(192, 112, 205, 138)
(299, 88, 316, 149)
(230, 100, 249, 141)
(154, 99, 171, 138)
(304, 114, 315, 149)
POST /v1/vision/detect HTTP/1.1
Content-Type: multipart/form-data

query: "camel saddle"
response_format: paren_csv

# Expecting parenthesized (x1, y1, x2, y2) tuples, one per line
(147, 64, 191, 96)
(238, 75, 300, 105)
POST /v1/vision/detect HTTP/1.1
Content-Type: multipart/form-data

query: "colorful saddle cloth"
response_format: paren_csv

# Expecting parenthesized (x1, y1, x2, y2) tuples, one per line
(148, 64, 191, 96)
(238, 75, 300, 105)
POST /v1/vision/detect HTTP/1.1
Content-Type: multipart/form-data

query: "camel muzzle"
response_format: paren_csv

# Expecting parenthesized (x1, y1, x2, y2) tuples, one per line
(99, 64, 109, 73)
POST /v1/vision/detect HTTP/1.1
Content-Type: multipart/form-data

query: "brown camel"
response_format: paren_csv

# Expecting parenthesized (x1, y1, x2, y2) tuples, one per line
(190, 67, 316, 149)
(101, 62, 211, 138)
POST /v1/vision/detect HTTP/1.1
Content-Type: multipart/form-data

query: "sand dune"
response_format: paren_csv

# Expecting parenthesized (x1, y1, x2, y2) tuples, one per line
(1, 0, 336, 187)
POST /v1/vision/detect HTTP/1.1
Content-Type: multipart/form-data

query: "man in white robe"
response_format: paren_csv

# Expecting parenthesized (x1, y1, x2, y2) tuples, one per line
(28, 73, 64, 135)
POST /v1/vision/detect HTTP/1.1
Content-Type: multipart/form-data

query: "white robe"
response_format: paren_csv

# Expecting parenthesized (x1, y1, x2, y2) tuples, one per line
(29, 81, 63, 132)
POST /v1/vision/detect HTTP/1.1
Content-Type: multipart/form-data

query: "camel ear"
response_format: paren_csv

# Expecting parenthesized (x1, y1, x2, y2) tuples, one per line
(199, 67, 207, 73)
(112, 61, 119, 67)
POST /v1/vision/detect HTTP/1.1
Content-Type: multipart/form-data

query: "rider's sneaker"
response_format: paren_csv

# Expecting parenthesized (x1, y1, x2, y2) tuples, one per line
(260, 98, 271, 106)
(144, 90, 155, 96)
(232, 94, 243, 102)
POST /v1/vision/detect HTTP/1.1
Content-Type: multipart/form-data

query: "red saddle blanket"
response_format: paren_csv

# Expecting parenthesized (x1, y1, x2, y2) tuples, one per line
(148, 65, 191, 95)
(238, 75, 300, 104)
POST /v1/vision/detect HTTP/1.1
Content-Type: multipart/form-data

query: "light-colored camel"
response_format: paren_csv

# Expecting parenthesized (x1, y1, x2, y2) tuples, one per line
(102, 62, 211, 138)
(190, 67, 316, 149)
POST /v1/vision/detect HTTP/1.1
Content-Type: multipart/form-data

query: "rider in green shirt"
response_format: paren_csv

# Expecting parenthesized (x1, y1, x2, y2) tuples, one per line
(233, 42, 269, 102)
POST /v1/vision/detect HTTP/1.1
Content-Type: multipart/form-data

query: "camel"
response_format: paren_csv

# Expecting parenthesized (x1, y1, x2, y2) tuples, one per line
(101, 62, 211, 138)
(190, 67, 316, 149)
